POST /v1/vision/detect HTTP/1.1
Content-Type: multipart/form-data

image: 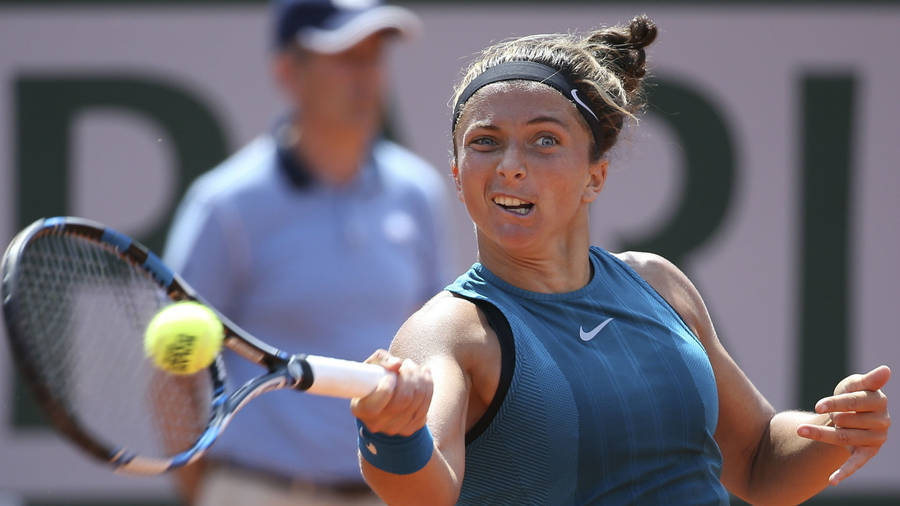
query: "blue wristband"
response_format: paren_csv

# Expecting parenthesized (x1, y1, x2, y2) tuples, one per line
(356, 419, 434, 475)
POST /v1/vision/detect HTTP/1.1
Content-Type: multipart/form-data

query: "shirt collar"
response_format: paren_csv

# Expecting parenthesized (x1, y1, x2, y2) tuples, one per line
(273, 115, 315, 189)
(272, 113, 381, 193)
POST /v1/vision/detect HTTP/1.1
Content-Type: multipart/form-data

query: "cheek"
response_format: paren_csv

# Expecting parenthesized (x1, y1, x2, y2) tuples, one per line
(542, 163, 591, 206)
(456, 172, 480, 203)
(363, 65, 385, 88)
(296, 68, 332, 100)
(454, 163, 489, 205)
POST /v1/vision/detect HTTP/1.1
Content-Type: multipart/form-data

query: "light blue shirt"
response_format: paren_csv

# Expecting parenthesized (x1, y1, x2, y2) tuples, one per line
(163, 134, 450, 483)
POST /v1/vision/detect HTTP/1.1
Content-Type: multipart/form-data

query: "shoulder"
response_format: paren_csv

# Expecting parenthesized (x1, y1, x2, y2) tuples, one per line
(167, 136, 279, 247)
(390, 291, 498, 369)
(184, 136, 279, 208)
(613, 251, 681, 289)
(613, 251, 710, 339)
(373, 140, 447, 196)
(390, 291, 502, 413)
(373, 139, 435, 173)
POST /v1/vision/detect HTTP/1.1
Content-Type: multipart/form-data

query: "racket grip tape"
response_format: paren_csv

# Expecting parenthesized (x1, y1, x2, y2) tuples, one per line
(301, 355, 391, 398)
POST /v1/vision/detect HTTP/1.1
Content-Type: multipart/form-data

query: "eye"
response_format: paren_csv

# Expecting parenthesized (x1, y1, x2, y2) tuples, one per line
(469, 136, 498, 147)
(535, 135, 559, 147)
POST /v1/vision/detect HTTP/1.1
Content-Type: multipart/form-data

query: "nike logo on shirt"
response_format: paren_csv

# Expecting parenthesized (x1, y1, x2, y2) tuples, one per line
(579, 317, 614, 341)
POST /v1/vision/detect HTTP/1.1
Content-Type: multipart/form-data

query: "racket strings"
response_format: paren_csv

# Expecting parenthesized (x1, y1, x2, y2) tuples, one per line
(10, 230, 213, 461)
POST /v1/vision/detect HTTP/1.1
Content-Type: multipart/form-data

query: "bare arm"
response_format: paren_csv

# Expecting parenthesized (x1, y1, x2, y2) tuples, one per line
(351, 293, 500, 505)
(735, 366, 889, 505)
(623, 252, 891, 505)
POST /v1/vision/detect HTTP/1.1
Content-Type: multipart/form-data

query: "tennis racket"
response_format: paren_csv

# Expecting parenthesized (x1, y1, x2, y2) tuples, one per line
(0, 216, 389, 475)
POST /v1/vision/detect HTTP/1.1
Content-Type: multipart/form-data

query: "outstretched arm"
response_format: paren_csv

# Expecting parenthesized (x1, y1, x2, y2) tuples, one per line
(624, 252, 891, 505)
(351, 293, 500, 505)
(795, 365, 891, 485)
(352, 350, 466, 506)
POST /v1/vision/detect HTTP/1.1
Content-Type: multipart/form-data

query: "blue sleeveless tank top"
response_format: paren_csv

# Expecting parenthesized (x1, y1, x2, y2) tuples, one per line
(446, 247, 728, 505)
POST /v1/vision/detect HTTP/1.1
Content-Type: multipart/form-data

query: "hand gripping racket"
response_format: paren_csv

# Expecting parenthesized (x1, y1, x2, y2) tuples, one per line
(0, 216, 389, 475)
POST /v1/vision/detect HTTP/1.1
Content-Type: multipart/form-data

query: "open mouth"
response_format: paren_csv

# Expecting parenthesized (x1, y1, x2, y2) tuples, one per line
(493, 195, 534, 216)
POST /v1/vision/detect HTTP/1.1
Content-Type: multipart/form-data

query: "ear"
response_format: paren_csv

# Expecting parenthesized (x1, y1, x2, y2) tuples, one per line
(271, 51, 298, 95)
(451, 162, 464, 202)
(582, 159, 608, 203)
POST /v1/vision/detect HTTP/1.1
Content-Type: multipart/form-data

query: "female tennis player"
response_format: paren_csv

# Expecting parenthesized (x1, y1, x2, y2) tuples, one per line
(351, 15, 891, 505)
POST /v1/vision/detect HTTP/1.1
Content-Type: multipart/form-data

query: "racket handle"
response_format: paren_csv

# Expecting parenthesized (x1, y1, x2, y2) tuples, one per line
(303, 355, 392, 398)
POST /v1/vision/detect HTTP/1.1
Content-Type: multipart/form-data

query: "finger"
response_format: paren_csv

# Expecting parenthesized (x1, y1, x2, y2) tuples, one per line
(829, 446, 878, 486)
(351, 372, 397, 418)
(361, 360, 431, 433)
(837, 365, 892, 395)
(373, 388, 431, 436)
(408, 393, 431, 431)
(816, 390, 887, 414)
(384, 366, 418, 415)
(364, 349, 405, 371)
(404, 367, 434, 432)
(384, 391, 429, 437)
(860, 365, 891, 390)
(390, 363, 433, 433)
(797, 424, 887, 448)
(830, 411, 892, 431)
(363, 349, 388, 364)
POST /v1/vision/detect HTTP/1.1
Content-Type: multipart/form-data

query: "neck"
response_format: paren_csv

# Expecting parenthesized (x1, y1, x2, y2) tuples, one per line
(293, 117, 372, 185)
(475, 223, 593, 294)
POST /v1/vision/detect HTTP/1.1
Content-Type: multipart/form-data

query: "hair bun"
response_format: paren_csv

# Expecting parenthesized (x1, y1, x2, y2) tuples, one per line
(625, 15, 658, 50)
(586, 14, 657, 92)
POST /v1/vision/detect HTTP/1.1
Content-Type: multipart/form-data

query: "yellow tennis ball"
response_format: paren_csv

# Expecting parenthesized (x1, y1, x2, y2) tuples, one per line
(144, 301, 224, 375)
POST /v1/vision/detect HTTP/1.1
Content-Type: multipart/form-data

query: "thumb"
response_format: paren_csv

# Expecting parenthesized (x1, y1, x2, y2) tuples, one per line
(861, 365, 892, 391)
(828, 446, 878, 486)
(364, 349, 404, 372)
(834, 365, 891, 395)
(351, 371, 397, 416)
(846, 365, 892, 394)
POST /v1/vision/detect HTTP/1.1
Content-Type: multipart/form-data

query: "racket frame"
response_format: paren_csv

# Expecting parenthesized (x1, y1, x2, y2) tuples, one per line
(1, 216, 377, 475)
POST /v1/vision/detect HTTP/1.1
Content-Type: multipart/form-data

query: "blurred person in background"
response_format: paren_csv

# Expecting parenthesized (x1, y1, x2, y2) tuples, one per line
(162, 0, 450, 504)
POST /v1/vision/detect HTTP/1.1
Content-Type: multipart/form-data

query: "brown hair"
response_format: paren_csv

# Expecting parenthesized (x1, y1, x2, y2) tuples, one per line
(451, 15, 657, 161)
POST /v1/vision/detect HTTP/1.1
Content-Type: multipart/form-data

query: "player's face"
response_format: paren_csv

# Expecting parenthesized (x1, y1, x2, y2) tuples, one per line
(452, 82, 606, 255)
(279, 33, 387, 134)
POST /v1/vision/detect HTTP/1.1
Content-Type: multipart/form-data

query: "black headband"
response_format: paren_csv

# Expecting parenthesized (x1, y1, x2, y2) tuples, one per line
(451, 61, 604, 148)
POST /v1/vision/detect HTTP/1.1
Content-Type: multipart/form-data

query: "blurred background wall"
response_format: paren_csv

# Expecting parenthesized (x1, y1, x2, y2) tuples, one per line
(0, 1, 898, 505)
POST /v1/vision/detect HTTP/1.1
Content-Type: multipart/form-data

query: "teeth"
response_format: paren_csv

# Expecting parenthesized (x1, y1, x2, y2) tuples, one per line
(493, 196, 530, 206)
(493, 195, 533, 215)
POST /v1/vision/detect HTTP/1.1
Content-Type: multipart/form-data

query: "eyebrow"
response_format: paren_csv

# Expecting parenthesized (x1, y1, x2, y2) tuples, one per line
(526, 115, 567, 127)
(467, 115, 568, 131)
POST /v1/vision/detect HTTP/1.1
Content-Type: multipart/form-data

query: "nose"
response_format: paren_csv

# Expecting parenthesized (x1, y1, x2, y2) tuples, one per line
(496, 145, 526, 180)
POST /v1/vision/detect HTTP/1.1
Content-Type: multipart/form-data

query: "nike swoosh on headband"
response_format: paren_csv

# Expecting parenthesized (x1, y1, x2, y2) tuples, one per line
(570, 89, 599, 121)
